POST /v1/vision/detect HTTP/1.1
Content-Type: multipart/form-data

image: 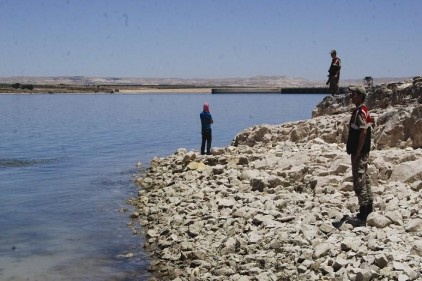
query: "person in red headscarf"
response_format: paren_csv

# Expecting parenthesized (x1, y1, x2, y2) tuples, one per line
(200, 102, 213, 155)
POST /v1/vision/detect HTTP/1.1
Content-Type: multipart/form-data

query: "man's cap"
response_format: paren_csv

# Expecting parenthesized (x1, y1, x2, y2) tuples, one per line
(348, 85, 366, 96)
(330, 49, 336, 54)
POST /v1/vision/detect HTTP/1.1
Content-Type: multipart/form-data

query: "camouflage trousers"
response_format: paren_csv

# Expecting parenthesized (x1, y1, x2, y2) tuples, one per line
(329, 76, 339, 95)
(352, 153, 373, 206)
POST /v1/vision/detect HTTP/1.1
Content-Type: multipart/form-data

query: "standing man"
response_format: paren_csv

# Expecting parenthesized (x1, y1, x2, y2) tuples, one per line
(327, 50, 341, 96)
(200, 102, 213, 155)
(345, 85, 373, 227)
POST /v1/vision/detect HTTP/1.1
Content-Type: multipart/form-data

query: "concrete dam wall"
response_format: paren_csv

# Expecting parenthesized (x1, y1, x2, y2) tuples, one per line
(211, 87, 345, 94)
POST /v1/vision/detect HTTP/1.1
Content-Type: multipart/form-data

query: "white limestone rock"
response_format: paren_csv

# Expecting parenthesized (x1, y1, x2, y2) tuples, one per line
(366, 213, 392, 228)
(389, 158, 422, 183)
(405, 218, 422, 233)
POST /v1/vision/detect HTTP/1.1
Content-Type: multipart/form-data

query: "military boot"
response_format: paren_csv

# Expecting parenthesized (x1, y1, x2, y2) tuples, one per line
(356, 205, 367, 220)
(345, 215, 366, 227)
(332, 215, 349, 229)
(366, 200, 373, 217)
(345, 205, 367, 227)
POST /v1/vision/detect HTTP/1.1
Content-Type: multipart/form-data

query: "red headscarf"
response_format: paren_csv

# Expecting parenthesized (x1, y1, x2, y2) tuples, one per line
(203, 102, 210, 112)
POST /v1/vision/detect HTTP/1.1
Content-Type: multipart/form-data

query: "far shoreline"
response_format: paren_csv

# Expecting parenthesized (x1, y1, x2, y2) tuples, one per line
(0, 84, 213, 94)
(0, 76, 413, 95)
(1, 76, 413, 95)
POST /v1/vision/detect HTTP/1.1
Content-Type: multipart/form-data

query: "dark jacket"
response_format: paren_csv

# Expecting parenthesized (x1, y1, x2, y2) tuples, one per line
(200, 111, 213, 132)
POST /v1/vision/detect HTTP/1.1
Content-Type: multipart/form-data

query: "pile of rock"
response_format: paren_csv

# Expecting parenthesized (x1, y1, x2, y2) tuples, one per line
(131, 77, 422, 281)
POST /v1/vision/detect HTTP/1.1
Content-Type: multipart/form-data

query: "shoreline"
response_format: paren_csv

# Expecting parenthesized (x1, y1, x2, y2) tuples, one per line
(0, 85, 213, 94)
(131, 77, 422, 280)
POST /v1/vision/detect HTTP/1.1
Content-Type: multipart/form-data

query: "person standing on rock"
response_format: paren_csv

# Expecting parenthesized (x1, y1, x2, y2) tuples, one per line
(200, 102, 213, 155)
(345, 85, 374, 227)
(327, 50, 341, 96)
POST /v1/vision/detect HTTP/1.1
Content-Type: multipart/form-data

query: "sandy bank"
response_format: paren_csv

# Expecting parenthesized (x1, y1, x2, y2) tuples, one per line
(118, 88, 211, 94)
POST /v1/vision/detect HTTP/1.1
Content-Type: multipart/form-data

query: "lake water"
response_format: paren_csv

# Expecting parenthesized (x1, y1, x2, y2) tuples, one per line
(0, 92, 325, 281)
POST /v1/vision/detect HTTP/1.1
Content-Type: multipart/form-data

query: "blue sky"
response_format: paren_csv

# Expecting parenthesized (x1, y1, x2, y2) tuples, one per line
(0, 0, 420, 80)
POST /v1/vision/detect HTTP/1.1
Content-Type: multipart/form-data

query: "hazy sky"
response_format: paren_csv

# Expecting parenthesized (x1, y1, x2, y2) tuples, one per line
(0, 0, 420, 80)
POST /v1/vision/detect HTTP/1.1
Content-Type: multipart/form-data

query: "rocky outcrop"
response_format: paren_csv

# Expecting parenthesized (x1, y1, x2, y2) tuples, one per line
(131, 78, 422, 281)
(312, 77, 422, 149)
(233, 77, 422, 150)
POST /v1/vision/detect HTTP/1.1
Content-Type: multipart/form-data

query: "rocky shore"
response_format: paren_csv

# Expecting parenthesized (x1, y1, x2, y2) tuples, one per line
(130, 77, 422, 281)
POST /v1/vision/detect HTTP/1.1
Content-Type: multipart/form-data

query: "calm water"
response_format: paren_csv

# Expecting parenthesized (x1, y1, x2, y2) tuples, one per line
(0, 92, 325, 281)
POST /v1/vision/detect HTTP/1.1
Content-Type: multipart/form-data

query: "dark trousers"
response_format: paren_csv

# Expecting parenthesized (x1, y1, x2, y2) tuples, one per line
(201, 130, 212, 155)
(329, 76, 339, 95)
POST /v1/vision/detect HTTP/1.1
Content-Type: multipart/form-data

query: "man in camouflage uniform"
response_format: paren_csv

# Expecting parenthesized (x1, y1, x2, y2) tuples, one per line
(345, 85, 374, 227)
(327, 50, 341, 96)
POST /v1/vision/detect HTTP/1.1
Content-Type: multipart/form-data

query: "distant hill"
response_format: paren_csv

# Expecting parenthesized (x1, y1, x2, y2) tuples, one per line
(0, 75, 414, 87)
